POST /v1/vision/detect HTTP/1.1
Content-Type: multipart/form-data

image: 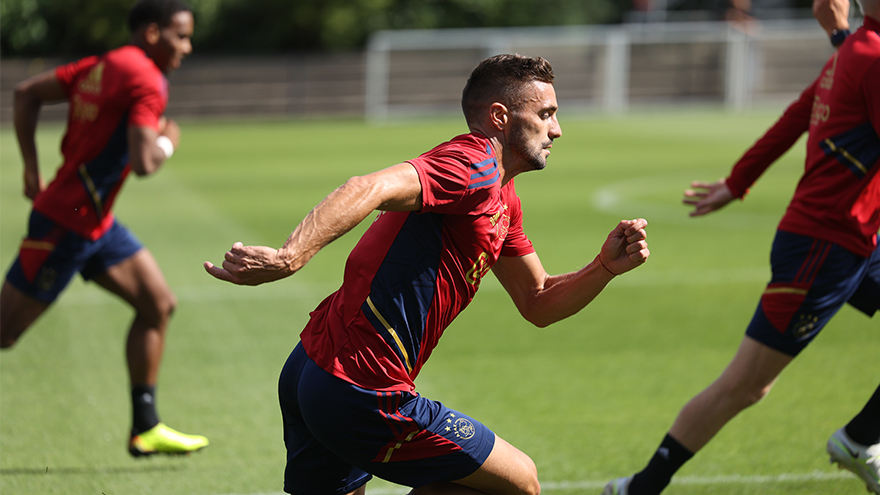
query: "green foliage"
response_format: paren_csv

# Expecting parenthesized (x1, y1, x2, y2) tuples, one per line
(1, 0, 129, 56)
(0, 0, 630, 56)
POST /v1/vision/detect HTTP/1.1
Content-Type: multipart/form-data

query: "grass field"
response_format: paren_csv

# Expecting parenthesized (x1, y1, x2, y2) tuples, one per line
(0, 109, 876, 495)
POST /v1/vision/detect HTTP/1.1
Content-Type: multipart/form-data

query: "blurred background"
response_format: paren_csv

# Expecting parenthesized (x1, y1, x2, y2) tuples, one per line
(0, 0, 864, 123)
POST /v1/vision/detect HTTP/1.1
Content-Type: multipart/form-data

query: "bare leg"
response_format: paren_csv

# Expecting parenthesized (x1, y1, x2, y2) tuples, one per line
(0, 280, 50, 348)
(669, 336, 794, 452)
(409, 434, 540, 495)
(92, 248, 176, 388)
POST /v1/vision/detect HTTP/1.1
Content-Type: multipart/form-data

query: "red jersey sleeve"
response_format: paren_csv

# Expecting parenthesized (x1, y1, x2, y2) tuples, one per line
(409, 137, 498, 216)
(725, 81, 814, 198)
(55, 56, 100, 96)
(126, 67, 166, 130)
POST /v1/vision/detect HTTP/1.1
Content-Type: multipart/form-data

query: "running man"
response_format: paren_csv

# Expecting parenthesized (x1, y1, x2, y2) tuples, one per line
(206, 54, 650, 495)
(604, 1, 879, 493)
(2, 0, 208, 457)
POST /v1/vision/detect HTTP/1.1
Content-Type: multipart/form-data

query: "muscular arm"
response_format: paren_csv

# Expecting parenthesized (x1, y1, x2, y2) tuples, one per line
(813, 0, 849, 37)
(129, 117, 180, 176)
(204, 162, 423, 285)
(493, 218, 649, 327)
(13, 70, 66, 200)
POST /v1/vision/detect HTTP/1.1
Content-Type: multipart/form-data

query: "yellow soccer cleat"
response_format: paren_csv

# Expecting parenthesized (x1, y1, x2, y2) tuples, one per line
(129, 422, 209, 457)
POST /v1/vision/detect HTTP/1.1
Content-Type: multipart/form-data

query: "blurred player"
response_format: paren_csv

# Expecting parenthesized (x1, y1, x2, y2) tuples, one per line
(603, 0, 879, 494)
(205, 54, 650, 495)
(1, 0, 208, 457)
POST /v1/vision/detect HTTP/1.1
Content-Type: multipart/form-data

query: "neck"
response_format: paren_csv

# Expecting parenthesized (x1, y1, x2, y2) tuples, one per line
(470, 126, 521, 187)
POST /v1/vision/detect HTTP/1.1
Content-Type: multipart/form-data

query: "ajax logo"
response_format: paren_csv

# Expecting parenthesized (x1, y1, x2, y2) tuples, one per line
(453, 418, 476, 440)
(445, 413, 476, 440)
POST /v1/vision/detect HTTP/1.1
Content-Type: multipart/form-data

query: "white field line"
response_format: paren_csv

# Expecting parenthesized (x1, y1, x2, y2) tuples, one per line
(214, 470, 853, 495)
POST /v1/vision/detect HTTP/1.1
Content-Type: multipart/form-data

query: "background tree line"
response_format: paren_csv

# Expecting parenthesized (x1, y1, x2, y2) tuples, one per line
(1, 0, 815, 57)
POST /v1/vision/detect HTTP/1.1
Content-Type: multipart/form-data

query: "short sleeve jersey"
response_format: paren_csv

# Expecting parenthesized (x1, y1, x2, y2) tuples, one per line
(725, 16, 880, 257)
(300, 133, 535, 392)
(33, 45, 168, 240)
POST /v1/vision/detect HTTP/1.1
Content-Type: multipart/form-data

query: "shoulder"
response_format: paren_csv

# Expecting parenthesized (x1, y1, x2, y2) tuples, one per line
(412, 133, 498, 185)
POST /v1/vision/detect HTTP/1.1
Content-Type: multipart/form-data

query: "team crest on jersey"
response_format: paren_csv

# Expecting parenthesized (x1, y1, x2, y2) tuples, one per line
(489, 204, 510, 240)
(78, 62, 104, 95)
(792, 314, 819, 338)
(445, 413, 476, 440)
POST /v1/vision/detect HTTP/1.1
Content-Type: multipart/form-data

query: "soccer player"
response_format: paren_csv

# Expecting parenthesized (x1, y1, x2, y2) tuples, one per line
(1, 0, 208, 457)
(205, 54, 650, 495)
(603, 1, 880, 494)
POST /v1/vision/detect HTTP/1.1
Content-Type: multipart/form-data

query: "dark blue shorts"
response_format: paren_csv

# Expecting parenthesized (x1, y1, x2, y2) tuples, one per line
(5, 211, 143, 303)
(278, 343, 495, 495)
(745, 230, 879, 356)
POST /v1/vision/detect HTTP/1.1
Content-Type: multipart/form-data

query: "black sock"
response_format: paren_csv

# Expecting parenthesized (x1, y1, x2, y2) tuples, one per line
(845, 383, 880, 446)
(628, 434, 694, 495)
(131, 385, 160, 435)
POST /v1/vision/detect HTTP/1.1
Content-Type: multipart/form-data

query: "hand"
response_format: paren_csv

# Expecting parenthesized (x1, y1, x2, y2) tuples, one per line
(23, 169, 44, 200)
(159, 116, 181, 148)
(598, 218, 649, 276)
(813, 0, 849, 36)
(683, 179, 734, 217)
(203, 242, 293, 286)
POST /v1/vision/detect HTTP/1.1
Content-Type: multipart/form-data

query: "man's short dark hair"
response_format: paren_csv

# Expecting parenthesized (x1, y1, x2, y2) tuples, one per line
(127, 0, 191, 32)
(461, 54, 555, 125)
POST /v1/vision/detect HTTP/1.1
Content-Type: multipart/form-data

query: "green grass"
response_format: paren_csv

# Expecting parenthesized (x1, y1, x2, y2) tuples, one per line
(1, 109, 875, 495)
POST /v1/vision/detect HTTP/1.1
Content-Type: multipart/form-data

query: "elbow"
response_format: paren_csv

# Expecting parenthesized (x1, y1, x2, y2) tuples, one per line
(522, 310, 557, 329)
(13, 83, 38, 113)
(129, 156, 159, 177)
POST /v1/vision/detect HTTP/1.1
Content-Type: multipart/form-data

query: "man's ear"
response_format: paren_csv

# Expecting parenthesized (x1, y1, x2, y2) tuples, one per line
(489, 102, 508, 131)
(144, 22, 161, 45)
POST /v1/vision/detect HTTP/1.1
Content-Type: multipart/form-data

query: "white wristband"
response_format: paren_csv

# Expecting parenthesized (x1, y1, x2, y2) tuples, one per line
(156, 135, 174, 159)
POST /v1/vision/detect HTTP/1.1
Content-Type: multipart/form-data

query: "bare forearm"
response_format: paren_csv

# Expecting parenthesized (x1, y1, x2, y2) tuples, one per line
(14, 88, 41, 175)
(278, 178, 381, 272)
(522, 259, 615, 327)
(205, 163, 422, 286)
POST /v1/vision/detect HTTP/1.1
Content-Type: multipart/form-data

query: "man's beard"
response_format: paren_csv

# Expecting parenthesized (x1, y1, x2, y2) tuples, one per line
(509, 125, 547, 171)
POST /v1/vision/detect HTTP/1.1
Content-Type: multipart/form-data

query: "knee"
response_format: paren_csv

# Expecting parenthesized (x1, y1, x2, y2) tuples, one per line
(156, 291, 178, 324)
(725, 379, 775, 410)
(518, 456, 541, 495)
(138, 290, 177, 328)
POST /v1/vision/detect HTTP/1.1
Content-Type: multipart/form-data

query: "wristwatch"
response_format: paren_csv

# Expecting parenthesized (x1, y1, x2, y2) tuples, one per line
(830, 28, 851, 47)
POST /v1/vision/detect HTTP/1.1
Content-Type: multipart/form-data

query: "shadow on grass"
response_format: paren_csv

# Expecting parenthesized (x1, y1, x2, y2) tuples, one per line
(1, 464, 187, 476)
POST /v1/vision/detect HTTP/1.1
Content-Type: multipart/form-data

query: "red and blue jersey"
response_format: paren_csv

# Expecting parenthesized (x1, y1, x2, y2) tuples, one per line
(300, 133, 535, 392)
(725, 16, 880, 258)
(33, 45, 167, 240)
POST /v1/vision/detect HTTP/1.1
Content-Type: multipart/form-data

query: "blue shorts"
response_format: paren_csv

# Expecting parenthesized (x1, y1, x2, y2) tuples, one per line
(5, 211, 143, 303)
(278, 343, 495, 495)
(745, 231, 880, 356)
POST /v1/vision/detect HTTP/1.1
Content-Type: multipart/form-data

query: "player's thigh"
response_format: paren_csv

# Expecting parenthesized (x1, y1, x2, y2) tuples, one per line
(847, 244, 880, 316)
(93, 248, 175, 320)
(85, 222, 174, 319)
(0, 280, 51, 346)
(713, 336, 794, 399)
(279, 344, 373, 495)
(292, 349, 500, 491)
(746, 232, 868, 356)
(446, 434, 539, 495)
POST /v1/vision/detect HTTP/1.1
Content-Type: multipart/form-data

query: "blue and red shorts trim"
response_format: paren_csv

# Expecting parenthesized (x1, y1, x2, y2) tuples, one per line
(745, 230, 879, 356)
(4, 211, 142, 303)
(278, 343, 495, 495)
